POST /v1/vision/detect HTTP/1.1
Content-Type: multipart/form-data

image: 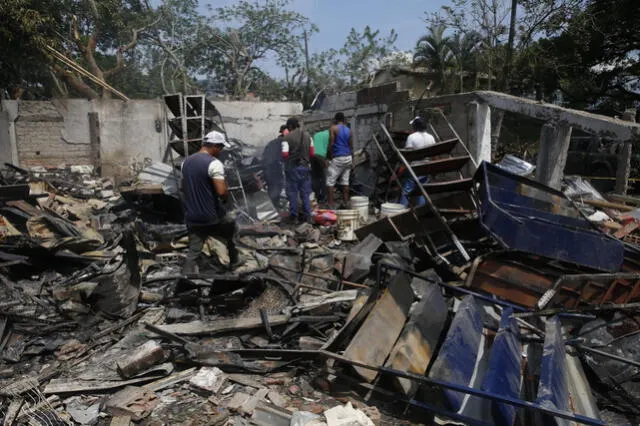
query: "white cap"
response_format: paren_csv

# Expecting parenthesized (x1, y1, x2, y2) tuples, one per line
(203, 131, 231, 148)
(410, 116, 424, 126)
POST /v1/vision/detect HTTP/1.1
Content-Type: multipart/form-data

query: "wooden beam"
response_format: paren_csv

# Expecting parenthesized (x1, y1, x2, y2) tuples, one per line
(581, 198, 635, 212)
(151, 315, 291, 336)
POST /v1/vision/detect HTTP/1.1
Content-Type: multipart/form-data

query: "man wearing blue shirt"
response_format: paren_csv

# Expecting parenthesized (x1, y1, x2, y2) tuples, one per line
(327, 112, 353, 209)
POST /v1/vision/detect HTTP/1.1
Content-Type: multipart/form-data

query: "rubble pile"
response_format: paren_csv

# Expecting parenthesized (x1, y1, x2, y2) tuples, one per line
(2, 150, 640, 426)
(0, 163, 411, 426)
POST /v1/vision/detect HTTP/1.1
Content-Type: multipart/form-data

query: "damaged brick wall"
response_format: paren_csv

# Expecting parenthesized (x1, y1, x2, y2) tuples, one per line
(15, 101, 93, 168)
(3, 99, 302, 176)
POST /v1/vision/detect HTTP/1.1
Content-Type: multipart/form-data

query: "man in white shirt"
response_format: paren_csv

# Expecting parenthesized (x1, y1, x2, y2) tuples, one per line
(398, 116, 436, 207)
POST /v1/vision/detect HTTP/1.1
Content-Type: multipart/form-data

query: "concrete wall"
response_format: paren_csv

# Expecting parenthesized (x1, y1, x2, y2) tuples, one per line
(0, 99, 167, 176)
(0, 103, 17, 165)
(97, 99, 167, 178)
(14, 101, 80, 168)
(216, 101, 303, 148)
(0, 98, 302, 178)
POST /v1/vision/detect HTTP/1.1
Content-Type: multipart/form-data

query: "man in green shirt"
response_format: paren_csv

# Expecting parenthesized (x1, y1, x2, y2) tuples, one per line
(313, 129, 329, 158)
(311, 127, 330, 204)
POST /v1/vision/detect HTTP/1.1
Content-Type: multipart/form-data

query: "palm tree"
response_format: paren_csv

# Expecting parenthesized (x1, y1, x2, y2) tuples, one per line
(414, 24, 453, 93)
(448, 31, 484, 93)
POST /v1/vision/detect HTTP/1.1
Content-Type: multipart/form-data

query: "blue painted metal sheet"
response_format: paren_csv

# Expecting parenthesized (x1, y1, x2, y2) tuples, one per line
(481, 308, 522, 426)
(474, 161, 624, 272)
(429, 295, 483, 411)
(536, 316, 570, 426)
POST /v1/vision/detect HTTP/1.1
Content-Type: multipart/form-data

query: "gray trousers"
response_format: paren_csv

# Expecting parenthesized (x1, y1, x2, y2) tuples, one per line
(184, 216, 238, 272)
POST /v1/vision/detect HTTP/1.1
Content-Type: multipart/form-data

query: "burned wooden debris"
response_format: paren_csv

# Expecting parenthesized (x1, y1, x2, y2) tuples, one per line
(2, 109, 640, 426)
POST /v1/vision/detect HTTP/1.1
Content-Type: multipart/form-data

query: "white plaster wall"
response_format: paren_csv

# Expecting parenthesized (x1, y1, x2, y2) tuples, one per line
(215, 101, 303, 148)
(56, 99, 95, 145)
(97, 99, 167, 178)
(0, 101, 19, 165)
(0, 98, 301, 177)
(0, 111, 13, 164)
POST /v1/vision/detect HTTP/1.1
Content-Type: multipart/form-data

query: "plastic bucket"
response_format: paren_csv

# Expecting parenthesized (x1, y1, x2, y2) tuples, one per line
(381, 203, 409, 217)
(350, 196, 370, 222)
(335, 209, 360, 241)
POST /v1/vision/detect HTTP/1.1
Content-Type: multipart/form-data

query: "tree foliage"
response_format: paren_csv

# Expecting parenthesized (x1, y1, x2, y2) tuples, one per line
(414, 25, 453, 91)
(198, 0, 313, 99)
(533, 0, 640, 109)
(54, 0, 161, 99)
(144, 0, 207, 95)
(0, 0, 62, 98)
(422, 0, 639, 112)
(337, 26, 399, 87)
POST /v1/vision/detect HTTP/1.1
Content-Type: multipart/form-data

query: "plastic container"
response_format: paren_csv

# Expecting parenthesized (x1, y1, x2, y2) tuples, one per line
(380, 202, 409, 217)
(312, 210, 337, 226)
(350, 196, 370, 222)
(335, 209, 360, 241)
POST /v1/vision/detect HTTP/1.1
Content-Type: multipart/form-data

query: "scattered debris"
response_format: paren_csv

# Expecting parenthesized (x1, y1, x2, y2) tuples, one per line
(2, 105, 640, 426)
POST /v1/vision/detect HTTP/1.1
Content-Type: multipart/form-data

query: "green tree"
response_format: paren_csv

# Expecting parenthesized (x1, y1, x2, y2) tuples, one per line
(52, 0, 162, 99)
(414, 25, 453, 91)
(429, 0, 510, 89)
(0, 0, 63, 98)
(533, 0, 640, 108)
(448, 31, 483, 92)
(0, 0, 170, 99)
(144, 0, 207, 95)
(338, 26, 399, 88)
(198, 0, 312, 99)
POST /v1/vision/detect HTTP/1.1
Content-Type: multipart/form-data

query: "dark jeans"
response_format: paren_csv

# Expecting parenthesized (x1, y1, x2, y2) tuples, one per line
(184, 216, 238, 273)
(263, 162, 283, 209)
(285, 166, 312, 218)
(310, 155, 327, 203)
(399, 176, 428, 207)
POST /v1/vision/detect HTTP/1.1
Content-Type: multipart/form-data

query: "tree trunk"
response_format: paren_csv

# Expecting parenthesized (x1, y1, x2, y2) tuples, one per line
(235, 72, 245, 99)
(53, 65, 99, 100)
(487, 52, 493, 91)
(503, 0, 518, 92)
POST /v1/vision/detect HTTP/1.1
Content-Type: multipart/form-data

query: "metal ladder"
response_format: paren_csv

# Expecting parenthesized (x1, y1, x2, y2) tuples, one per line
(379, 120, 473, 261)
(160, 93, 250, 214)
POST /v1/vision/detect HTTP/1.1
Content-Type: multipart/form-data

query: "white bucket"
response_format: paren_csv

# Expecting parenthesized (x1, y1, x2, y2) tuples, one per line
(335, 209, 360, 241)
(381, 203, 409, 217)
(350, 196, 370, 222)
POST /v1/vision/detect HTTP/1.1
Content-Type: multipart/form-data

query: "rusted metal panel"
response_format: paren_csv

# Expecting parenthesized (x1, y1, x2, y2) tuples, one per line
(384, 281, 447, 395)
(466, 252, 640, 309)
(342, 271, 413, 382)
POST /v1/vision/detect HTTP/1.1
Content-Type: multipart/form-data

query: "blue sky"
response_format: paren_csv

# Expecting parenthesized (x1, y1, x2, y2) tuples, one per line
(274, 0, 438, 54)
(200, 0, 443, 76)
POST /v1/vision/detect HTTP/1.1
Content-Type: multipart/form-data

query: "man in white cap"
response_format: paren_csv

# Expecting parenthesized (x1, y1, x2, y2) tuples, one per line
(181, 130, 239, 274)
(398, 116, 436, 207)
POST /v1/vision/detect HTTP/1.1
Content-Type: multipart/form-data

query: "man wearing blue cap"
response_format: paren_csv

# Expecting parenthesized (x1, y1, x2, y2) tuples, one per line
(181, 130, 239, 274)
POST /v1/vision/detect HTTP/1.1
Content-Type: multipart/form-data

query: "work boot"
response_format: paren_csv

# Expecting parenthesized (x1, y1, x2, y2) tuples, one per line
(282, 215, 298, 225)
(182, 261, 199, 276)
(299, 214, 315, 225)
(227, 258, 243, 271)
(228, 246, 240, 269)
